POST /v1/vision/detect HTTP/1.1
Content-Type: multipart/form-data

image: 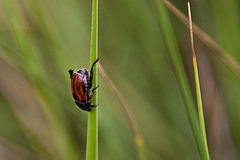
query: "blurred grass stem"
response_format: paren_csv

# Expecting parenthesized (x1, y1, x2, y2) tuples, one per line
(98, 63, 149, 160)
(163, 0, 240, 77)
(188, 3, 210, 159)
(86, 0, 99, 159)
(154, 0, 208, 159)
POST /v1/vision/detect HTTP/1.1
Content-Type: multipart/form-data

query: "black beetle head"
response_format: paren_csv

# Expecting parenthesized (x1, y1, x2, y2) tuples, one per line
(77, 68, 88, 76)
(68, 69, 74, 78)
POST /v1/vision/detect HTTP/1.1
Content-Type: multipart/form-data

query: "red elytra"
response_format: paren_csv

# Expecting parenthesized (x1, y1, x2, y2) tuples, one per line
(71, 72, 88, 102)
(68, 58, 99, 111)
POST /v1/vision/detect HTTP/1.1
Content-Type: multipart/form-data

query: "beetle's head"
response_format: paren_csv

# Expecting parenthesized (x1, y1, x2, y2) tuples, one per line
(77, 68, 88, 76)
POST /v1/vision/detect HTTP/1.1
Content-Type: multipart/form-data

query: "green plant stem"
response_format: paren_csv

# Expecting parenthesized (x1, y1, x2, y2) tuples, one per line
(86, 0, 98, 159)
(193, 59, 210, 159)
(154, 0, 208, 159)
(188, 3, 210, 159)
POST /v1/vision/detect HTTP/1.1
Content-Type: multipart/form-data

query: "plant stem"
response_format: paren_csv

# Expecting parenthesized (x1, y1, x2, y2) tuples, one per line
(154, 0, 208, 159)
(188, 3, 210, 159)
(163, 0, 240, 78)
(98, 63, 149, 160)
(86, 0, 98, 159)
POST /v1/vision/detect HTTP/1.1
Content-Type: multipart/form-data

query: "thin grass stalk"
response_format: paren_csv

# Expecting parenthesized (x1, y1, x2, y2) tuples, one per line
(86, 0, 99, 159)
(154, 0, 208, 159)
(188, 3, 210, 160)
(162, 0, 240, 77)
(98, 63, 149, 160)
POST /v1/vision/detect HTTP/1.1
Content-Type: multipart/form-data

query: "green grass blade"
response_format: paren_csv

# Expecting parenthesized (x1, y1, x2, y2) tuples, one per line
(154, 0, 208, 159)
(193, 57, 210, 159)
(86, 0, 99, 159)
(188, 3, 210, 159)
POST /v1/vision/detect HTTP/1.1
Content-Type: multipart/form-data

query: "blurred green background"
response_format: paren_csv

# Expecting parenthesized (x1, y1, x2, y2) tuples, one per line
(0, 0, 239, 159)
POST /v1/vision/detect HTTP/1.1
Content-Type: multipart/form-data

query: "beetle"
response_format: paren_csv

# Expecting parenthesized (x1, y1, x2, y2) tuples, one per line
(68, 58, 99, 111)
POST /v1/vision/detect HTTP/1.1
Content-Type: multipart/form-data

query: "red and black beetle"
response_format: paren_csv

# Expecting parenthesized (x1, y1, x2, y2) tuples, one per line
(68, 58, 99, 111)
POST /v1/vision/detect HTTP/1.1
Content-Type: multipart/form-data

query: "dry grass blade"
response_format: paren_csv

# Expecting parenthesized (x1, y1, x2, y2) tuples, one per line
(98, 63, 148, 160)
(188, 2, 197, 67)
(188, 3, 210, 160)
(163, 0, 240, 77)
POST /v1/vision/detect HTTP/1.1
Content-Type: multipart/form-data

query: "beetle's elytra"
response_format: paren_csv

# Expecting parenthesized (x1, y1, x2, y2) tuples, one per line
(68, 58, 99, 111)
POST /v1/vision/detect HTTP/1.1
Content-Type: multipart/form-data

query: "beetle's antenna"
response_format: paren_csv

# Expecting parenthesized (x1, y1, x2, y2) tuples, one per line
(91, 58, 99, 71)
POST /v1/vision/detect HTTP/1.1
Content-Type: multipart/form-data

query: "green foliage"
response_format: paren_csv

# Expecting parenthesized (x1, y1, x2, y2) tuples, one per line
(0, 0, 239, 159)
(86, 0, 98, 159)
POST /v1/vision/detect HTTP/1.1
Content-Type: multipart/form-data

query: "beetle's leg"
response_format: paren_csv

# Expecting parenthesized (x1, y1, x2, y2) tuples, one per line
(88, 85, 99, 100)
(90, 58, 99, 83)
(92, 85, 99, 92)
(90, 104, 99, 107)
(75, 100, 91, 111)
(68, 69, 74, 78)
